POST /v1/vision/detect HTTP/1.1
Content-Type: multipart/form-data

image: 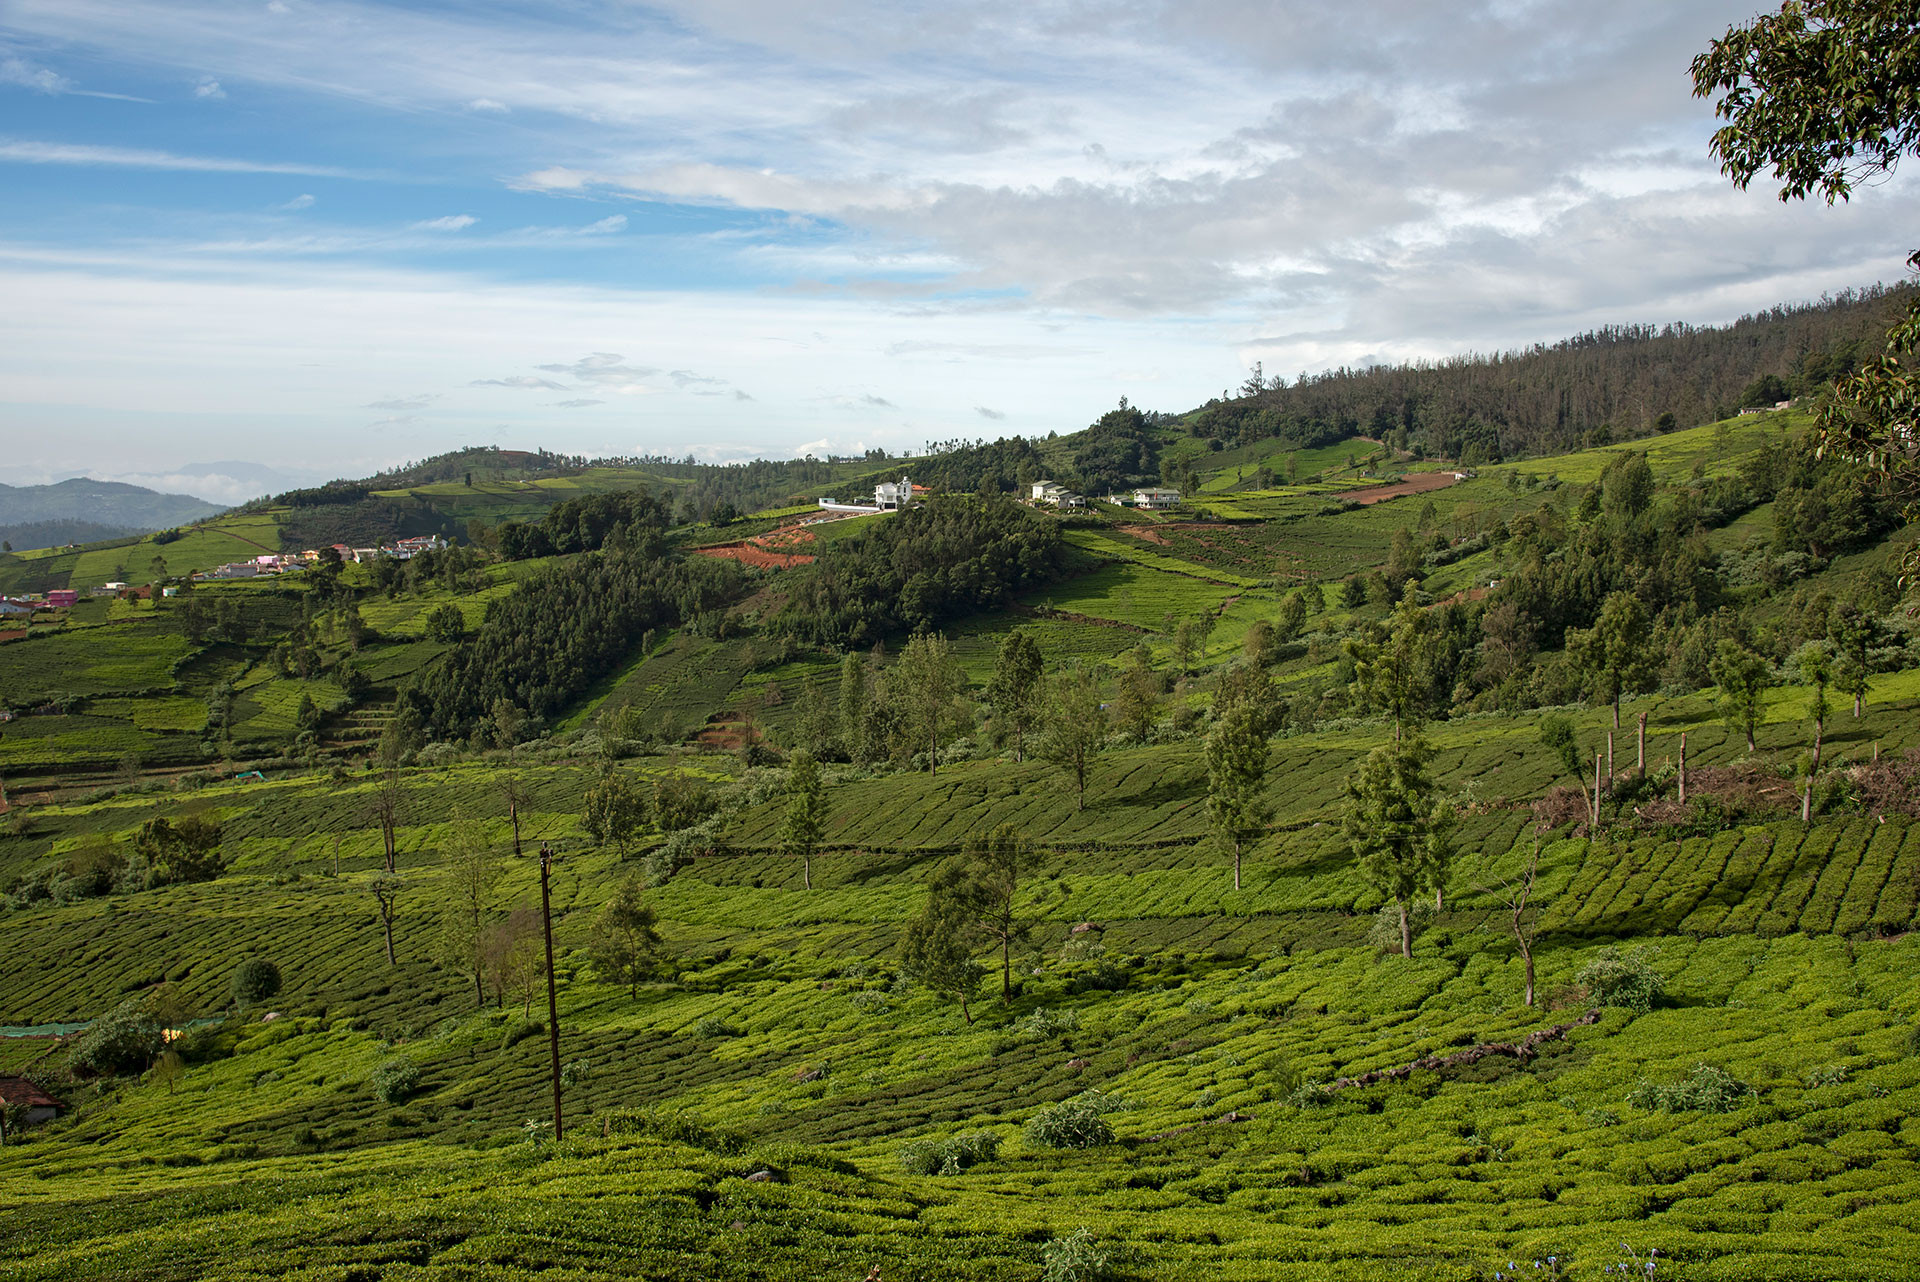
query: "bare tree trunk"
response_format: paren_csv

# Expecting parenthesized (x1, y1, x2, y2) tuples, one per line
(1606, 730, 1614, 788)
(1591, 751, 1603, 826)
(1521, 938, 1535, 1007)
(1001, 934, 1012, 1003)
(1435, 883, 1444, 913)
(1637, 711, 1647, 778)
(1233, 837, 1241, 892)
(1612, 696, 1620, 730)
(382, 916, 395, 965)
(1399, 898, 1412, 959)
(1678, 732, 1687, 804)
(803, 854, 811, 891)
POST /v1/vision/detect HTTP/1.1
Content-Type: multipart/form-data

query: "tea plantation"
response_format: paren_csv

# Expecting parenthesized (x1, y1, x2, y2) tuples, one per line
(4, 411, 1920, 1280)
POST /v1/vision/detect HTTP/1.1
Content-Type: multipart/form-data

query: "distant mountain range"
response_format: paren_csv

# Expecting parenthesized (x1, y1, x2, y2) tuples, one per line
(0, 478, 226, 535)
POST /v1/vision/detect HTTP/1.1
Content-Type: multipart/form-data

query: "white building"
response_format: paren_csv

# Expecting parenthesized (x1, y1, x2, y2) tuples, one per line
(875, 475, 913, 510)
(1132, 488, 1181, 509)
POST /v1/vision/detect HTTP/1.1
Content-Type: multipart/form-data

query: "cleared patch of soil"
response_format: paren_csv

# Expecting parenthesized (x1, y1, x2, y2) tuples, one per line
(693, 520, 819, 569)
(1344, 471, 1460, 505)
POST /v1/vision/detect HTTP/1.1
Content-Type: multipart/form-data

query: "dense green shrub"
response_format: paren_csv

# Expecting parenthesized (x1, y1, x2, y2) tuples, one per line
(1042, 1227, 1128, 1282)
(368, 1059, 421, 1105)
(1020, 1006, 1081, 1039)
(1626, 1063, 1754, 1113)
(897, 1129, 1001, 1176)
(1024, 1096, 1116, 1150)
(1578, 946, 1665, 1013)
(68, 997, 164, 1076)
(229, 959, 282, 1010)
(500, 1018, 544, 1050)
(689, 1014, 739, 1040)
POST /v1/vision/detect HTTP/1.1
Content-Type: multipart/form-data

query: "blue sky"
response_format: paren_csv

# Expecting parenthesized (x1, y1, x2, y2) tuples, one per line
(1, 0, 1912, 503)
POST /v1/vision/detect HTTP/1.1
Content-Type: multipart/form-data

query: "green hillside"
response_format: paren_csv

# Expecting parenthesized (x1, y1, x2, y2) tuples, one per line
(3, 398, 1920, 1281)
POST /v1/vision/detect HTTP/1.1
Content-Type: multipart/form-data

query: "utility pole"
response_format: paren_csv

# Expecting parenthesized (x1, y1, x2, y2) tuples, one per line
(539, 841, 563, 1142)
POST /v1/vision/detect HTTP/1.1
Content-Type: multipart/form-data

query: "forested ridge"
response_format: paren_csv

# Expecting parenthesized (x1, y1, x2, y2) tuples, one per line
(1183, 284, 1916, 463)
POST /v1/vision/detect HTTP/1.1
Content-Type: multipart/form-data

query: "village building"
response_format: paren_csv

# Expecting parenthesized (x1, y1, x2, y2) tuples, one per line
(1131, 487, 1181, 510)
(0, 1076, 63, 1130)
(874, 476, 913, 510)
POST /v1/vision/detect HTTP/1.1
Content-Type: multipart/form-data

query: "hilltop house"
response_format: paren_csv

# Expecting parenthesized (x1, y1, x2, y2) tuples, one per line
(46, 590, 77, 609)
(1131, 487, 1181, 510)
(874, 476, 913, 510)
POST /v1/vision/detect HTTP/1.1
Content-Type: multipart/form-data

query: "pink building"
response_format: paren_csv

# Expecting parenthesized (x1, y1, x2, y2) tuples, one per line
(47, 589, 78, 609)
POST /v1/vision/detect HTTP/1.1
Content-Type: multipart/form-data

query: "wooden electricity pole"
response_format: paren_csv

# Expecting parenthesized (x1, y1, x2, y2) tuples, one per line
(539, 841, 563, 1143)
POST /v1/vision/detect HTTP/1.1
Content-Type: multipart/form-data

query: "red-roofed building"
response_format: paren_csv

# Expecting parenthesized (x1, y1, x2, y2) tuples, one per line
(0, 1076, 63, 1128)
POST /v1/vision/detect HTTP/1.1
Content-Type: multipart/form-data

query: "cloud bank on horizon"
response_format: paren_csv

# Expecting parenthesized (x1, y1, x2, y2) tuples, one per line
(0, 0, 1910, 482)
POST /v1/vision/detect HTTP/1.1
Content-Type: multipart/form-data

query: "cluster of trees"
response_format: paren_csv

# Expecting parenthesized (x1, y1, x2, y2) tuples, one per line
(1180, 285, 1915, 463)
(776, 496, 1068, 647)
(401, 550, 743, 739)
(492, 489, 674, 561)
(1314, 444, 1900, 723)
(1071, 401, 1165, 495)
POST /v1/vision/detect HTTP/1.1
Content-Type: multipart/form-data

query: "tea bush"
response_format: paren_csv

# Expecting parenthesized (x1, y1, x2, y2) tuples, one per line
(1625, 1063, 1755, 1114)
(897, 1129, 1000, 1176)
(1577, 946, 1665, 1013)
(367, 1058, 421, 1105)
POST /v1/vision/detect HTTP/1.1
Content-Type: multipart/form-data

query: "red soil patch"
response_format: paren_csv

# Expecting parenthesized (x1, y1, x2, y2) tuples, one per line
(0, 629, 26, 644)
(696, 544, 814, 569)
(1343, 471, 1460, 505)
(693, 520, 819, 569)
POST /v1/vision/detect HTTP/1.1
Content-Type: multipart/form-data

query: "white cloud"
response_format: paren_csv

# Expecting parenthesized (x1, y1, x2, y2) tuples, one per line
(279, 193, 316, 210)
(412, 214, 477, 231)
(1, 55, 69, 93)
(470, 375, 568, 390)
(466, 97, 508, 113)
(362, 392, 438, 410)
(0, 139, 355, 176)
(552, 398, 603, 407)
(581, 215, 626, 234)
(193, 76, 226, 99)
(794, 437, 829, 455)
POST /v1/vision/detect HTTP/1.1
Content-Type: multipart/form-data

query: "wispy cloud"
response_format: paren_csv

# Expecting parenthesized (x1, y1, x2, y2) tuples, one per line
(535, 352, 659, 391)
(470, 375, 567, 390)
(362, 393, 438, 411)
(974, 406, 1005, 420)
(412, 214, 476, 231)
(552, 398, 603, 408)
(193, 76, 225, 99)
(0, 55, 67, 94)
(0, 139, 355, 177)
(279, 193, 315, 210)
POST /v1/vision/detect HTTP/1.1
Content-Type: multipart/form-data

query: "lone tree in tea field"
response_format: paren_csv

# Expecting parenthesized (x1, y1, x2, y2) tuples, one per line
(438, 812, 506, 1008)
(988, 627, 1044, 762)
(938, 823, 1035, 1005)
(1566, 591, 1658, 729)
(781, 749, 826, 890)
(582, 767, 648, 854)
(897, 631, 963, 775)
(1040, 664, 1105, 811)
(900, 888, 985, 1025)
(1795, 640, 1835, 823)
(229, 959, 282, 1012)
(586, 874, 662, 998)
(1206, 698, 1270, 892)
(1712, 639, 1774, 753)
(369, 873, 404, 966)
(1343, 735, 1454, 959)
